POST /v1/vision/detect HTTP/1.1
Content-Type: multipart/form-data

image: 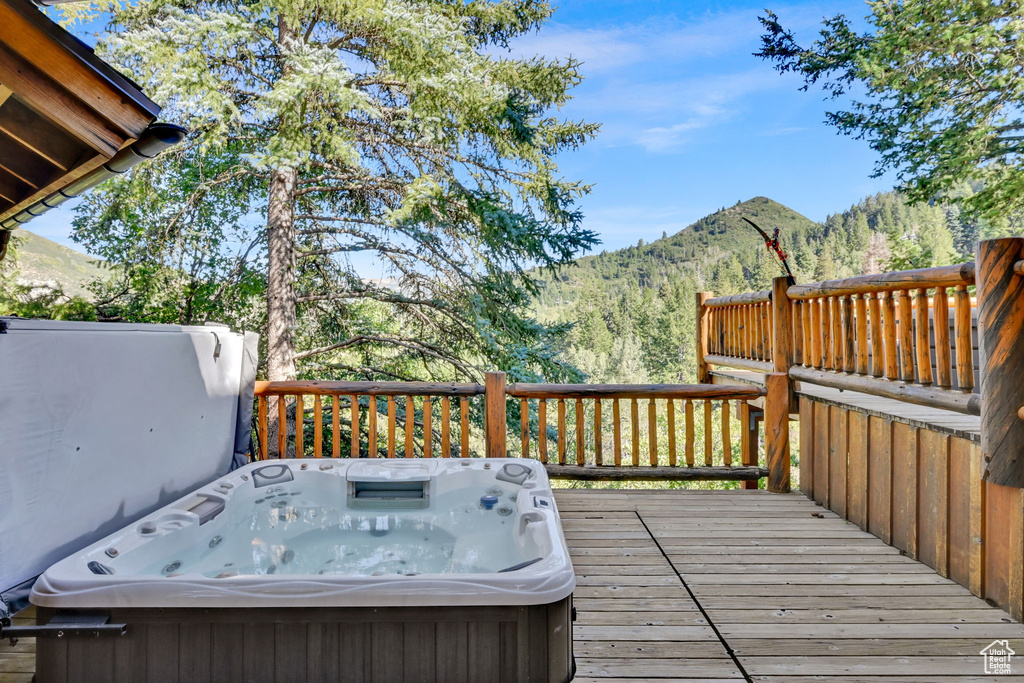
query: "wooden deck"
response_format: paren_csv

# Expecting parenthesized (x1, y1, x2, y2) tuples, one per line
(3, 489, 1023, 682)
(559, 489, 1022, 683)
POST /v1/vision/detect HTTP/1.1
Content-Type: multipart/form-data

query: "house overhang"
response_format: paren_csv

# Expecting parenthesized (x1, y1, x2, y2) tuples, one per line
(0, 0, 185, 259)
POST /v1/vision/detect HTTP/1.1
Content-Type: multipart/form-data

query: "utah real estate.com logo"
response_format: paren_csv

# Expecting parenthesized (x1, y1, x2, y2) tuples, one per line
(981, 640, 1015, 675)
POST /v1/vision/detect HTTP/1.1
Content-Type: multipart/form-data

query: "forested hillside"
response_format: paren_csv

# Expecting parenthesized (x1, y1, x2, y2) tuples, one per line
(534, 189, 1022, 385)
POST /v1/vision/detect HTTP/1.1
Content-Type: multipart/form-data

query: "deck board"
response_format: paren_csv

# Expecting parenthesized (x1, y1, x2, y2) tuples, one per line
(3, 489, 1022, 682)
(558, 488, 1023, 682)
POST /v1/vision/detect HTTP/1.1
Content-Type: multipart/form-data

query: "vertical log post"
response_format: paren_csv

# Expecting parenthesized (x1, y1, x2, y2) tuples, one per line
(772, 276, 796, 414)
(977, 238, 1024, 487)
(765, 372, 791, 493)
(697, 292, 713, 383)
(485, 371, 507, 458)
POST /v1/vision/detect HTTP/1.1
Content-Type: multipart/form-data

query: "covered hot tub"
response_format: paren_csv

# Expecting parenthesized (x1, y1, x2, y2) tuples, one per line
(32, 458, 575, 682)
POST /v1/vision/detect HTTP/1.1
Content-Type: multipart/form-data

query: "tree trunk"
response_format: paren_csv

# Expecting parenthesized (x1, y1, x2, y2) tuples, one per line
(267, 164, 298, 383)
(266, 165, 298, 457)
(266, 15, 299, 458)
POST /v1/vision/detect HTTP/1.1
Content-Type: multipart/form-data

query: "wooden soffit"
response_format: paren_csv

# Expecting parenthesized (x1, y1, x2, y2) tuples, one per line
(0, 0, 160, 222)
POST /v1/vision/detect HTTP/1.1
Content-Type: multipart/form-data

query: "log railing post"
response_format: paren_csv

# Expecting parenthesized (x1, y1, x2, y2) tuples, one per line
(697, 292, 713, 383)
(977, 238, 1024, 487)
(772, 276, 796, 413)
(485, 371, 507, 458)
(765, 372, 791, 493)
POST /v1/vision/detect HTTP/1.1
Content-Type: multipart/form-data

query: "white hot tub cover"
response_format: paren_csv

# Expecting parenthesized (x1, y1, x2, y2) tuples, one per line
(0, 318, 257, 618)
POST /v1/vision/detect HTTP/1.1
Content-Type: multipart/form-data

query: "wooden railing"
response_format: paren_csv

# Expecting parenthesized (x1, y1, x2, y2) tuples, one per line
(698, 290, 773, 377)
(506, 383, 770, 482)
(700, 263, 980, 415)
(253, 381, 484, 460)
(698, 238, 1024, 489)
(252, 375, 793, 491)
(784, 262, 979, 415)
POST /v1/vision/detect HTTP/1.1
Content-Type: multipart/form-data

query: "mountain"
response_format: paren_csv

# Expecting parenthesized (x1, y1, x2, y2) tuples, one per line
(5, 229, 110, 298)
(533, 193, 980, 385)
(536, 196, 820, 310)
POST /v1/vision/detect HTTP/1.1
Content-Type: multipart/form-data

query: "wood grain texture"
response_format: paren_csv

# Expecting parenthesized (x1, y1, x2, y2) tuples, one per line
(789, 366, 980, 416)
(933, 287, 952, 388)
(915, 288, 933, 385)
(867, 416, 893, 544)
(484, 372, 507, 458)
(765, 373, 791, 493)
(869, 292, 883, 377)
(891, 422, 918, 559)
(883, 291, 899, 380)
(954, 284, 975, 392)
(787, 262, 975, 299)
(897, 290, 915, 382)
(842, 295, 855, 373)
(917, 429, 950, 577)
(255, 380, 483, 396)
(977, 238, 1024, 487)
(441, 397, 451, 457)
(696, 292, 713, 382)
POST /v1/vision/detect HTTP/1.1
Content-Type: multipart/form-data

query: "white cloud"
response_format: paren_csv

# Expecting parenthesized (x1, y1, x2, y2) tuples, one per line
(509, 11, 761, 74)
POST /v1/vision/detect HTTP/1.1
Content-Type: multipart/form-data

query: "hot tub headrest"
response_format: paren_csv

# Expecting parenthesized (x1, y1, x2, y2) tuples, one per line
(346, 460, 438, 483)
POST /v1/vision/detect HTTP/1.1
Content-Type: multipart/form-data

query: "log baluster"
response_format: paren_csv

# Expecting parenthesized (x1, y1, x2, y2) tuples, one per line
(368, 396, 377, 457)
(332, 395, 341, 458)
(869, 292, 884, 377)
(831, 296, 842, 371)
(897, 289, 915, 381)
(630, 398, 640, 466)
(842, 295, 854, 373)
(648, 399, 658, 466)
(855, 293, 868, 375)
(575, 398, 585, 466)
(405, 396, 415, 457)
(821, 296, 833, 370)
(277, 396, 287, 458)
(667, 399, 677, 466)
(387, 396, 396, 457)
(538, 400, 548, 463)
(721, 400, 731, 466)
(703, 399, 713, 466)
(883, 290, 899, 380)
(915, 288, 933, 385)
(684, 400, 695, 466)
(934, 287, 952, 388)
(955, 284, 974, 392)
(441, 397, 451, 457)
(314, 394, 323, 458)
(295, 395, 304, 457)
(594, 399, 603, 466)
(423, 397, 433, 458)
(520, 398, 529, 459)
(810, 297, 822, 368)
(557, 398, 567, 465)
(258, 396, 267, 460)
(613, 399, 622, 466)
(460, 397, 470, 457)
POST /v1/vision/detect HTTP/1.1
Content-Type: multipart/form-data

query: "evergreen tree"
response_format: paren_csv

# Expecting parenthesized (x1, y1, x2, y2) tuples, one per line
(67, 0, 598, 383)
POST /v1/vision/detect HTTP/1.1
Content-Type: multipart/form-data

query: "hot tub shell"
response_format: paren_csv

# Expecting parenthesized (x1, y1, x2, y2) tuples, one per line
(32, 458, 575, 683)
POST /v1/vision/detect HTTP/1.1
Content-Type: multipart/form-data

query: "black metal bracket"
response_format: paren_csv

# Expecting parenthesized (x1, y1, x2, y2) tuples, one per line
(1, 612, 126, 639)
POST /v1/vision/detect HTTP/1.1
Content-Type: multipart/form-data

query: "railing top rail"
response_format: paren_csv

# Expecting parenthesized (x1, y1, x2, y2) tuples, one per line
(505, 383, 766, 400)
(705, 290, 771, 307)
(787, 262, 975, 300)
(254, 380, 485, 396)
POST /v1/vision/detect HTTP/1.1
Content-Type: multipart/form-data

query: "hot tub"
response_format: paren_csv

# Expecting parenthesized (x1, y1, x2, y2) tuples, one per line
(32, 458, 575, 683)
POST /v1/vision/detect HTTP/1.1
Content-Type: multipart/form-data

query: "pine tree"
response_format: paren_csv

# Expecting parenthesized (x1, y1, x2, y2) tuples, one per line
(69, 0, 598, 383)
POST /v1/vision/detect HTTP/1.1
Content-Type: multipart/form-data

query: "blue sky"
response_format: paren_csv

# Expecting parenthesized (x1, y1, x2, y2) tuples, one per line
(30, 0, 894, 256)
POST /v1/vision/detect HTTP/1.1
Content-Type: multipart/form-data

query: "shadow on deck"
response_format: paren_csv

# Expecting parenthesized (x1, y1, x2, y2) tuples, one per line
(3, 489, 1022, 682)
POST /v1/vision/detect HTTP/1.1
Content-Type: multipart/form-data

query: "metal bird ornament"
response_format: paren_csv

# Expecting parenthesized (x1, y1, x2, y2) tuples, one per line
(742, 217, 795, 281)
